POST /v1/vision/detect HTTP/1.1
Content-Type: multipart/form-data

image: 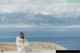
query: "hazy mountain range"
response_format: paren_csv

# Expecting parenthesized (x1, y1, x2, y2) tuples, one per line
(0, 12, 80, 25)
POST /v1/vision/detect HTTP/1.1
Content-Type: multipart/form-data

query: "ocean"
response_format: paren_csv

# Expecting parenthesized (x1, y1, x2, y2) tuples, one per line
(0, 28, 80, 50)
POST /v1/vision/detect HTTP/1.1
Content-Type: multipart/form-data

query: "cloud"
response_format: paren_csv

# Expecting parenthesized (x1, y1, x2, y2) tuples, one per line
(4, 0, 65, 13)
(0, 23, 80, 29)
(0, 24, 36, 29)
(0, 0, 80, 18)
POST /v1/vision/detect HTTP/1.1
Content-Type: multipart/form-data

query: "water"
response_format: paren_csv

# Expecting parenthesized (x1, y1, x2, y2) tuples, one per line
(0, 28, 80, 50)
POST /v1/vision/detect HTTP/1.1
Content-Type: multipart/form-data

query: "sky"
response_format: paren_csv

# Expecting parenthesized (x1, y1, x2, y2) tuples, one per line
(0, 0, 80, 28)
(0, 0, 80, 15)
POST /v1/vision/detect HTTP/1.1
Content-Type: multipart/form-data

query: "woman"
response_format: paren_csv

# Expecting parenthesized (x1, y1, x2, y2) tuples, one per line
(16, 32, 32, 53)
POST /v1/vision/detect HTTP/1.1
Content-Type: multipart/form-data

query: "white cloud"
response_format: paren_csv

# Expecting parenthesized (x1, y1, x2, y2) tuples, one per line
(0, 24, 36, 29)
(0, 24, 80, 29)
(0, 0, 80, 18)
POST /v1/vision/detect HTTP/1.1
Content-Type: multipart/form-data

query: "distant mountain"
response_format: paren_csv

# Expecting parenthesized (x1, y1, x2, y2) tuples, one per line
(0, 12, 80, 25)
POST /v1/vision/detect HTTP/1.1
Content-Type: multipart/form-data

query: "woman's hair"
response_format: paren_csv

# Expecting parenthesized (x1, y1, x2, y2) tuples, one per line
(19, 32, 24, 39)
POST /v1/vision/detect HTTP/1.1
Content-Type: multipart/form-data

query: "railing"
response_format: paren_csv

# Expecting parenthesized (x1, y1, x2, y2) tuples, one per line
(4, 50, 56, 53)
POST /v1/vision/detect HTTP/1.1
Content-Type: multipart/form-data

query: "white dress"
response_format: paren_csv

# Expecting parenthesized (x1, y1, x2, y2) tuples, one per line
(16, 36, 32, 53)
